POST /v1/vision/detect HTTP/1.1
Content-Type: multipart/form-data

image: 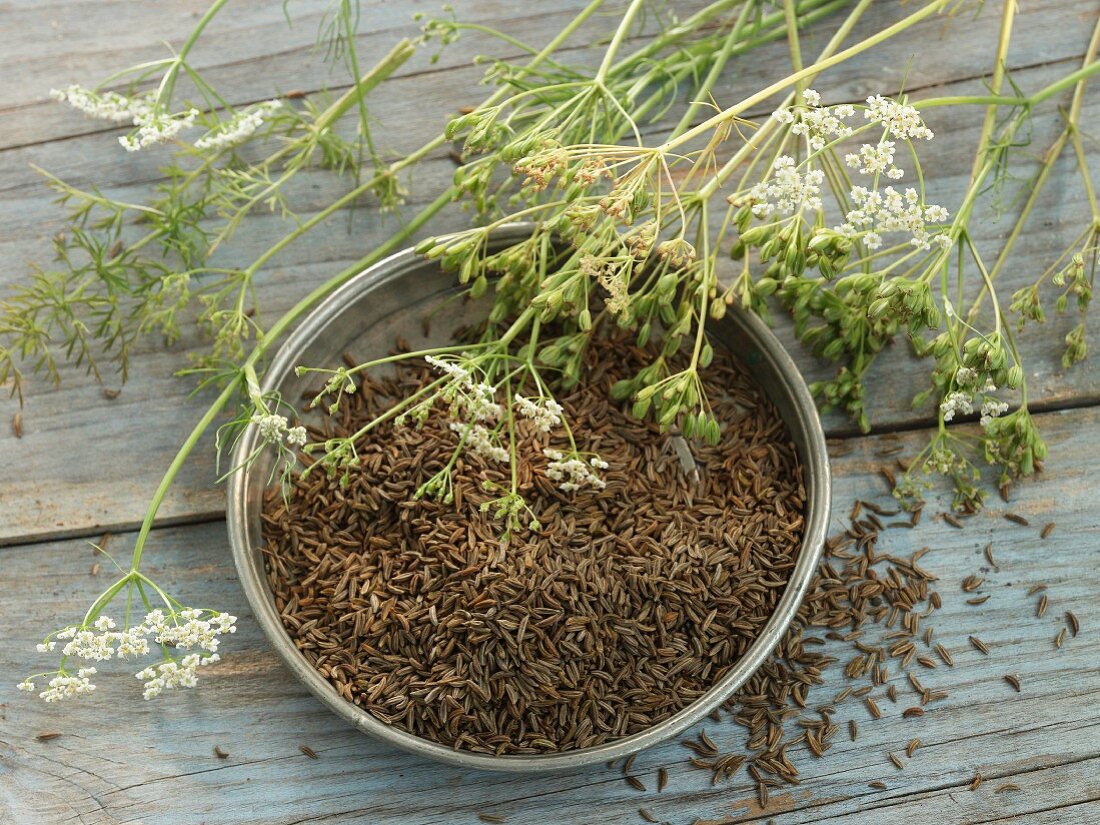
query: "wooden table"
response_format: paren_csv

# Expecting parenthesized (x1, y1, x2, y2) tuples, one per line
(2, 1, 1098, 822)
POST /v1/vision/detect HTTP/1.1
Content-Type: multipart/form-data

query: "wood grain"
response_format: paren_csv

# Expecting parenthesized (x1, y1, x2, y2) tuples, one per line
(2, 406, 1099, 824)
(2, 1, 1100, 822)
(2, 54, 1099, 542)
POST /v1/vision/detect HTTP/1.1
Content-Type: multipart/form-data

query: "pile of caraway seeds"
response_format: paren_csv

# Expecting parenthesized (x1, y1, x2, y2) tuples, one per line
(262, 333, 806, 754)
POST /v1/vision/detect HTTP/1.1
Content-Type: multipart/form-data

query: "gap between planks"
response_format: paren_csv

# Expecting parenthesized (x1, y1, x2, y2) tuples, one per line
(2, 395, 1098, 550)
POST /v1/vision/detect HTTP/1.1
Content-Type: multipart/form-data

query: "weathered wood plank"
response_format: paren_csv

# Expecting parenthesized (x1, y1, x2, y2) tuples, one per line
(0, 0, 618, 147)
(1, 404, 1097, 824)
(2, 0, 1092, 151)
(2, 48, 1098, 544)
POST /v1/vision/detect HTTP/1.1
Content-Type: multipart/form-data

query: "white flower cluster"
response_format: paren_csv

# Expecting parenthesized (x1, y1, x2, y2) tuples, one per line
(55, 617, 148, 661)
(49, 84, 152, 123)
(845, 140, 904, 179)
(772, 89, 855, 151)
(252, 413, 308, 448)
(940, 390, 974, 422)
(836, 185, 951, 251)
(544, 449, 608, 492)
(980, 398, 1009, 427)
(145, 608, 237, 653)
(450, 422, 508, 463)
(954, 366, 978, 386)
(50, 84, 206, 151)
(22, 608, 236, 702)
(513, 394, 564, 432)
(119, 108, 199, 152)
(136, 653, 220, 700)
(940, 388, 1009, 426)
(749, 156, 825, 218)
(36, 668, 98, 703)
(195, 100, 282, 151)
(426, 355, 502, 422)
(865, 95, 934, 140)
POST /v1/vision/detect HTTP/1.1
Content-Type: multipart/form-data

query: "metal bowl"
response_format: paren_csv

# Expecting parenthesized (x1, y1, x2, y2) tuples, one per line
(227, 224, 831, 772)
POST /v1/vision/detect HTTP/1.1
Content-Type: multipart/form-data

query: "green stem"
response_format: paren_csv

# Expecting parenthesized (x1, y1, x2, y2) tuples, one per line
(697, 0, 874, 198)
(783, 0, 806, 96)
(156, 0, 232, 108)
(661, 0, 949, 155)
(967, 0, 1015, 183)
(121, 0, 613, 570)
(669, 2, 754, 138)
(972, 13, 1100, 312)
(594, 0, 647, 83)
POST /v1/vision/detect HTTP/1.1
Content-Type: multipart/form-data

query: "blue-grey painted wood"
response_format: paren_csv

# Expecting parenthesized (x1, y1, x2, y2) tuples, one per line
(1, 48, 1098, 542)
(1, 406, 1098, 824)
(2, 0, 1100, 822)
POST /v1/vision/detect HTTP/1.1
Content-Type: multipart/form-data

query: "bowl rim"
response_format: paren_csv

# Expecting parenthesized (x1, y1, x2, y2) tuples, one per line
(227, 224, 831, 772)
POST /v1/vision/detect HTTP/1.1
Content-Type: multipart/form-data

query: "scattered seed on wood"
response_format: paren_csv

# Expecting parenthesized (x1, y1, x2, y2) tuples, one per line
(622, 753, 637, 775)
(943, 514, 964, 529)
(1055, 628, 1067, 649)
(984, 544, 997, 568)
(1067, 611, 1080, 636)
(888, 752, 904, 769)
(887, 684, 898, 702)
(969, 636, 990, 655)
(880, 466, 896, 489)
(916, 656, 937, 669)
(214, 745, 229, 759)
(657, 767, 668, 792)
(458, 104, 476, 114)
(906, 738, 920, 758)
(868, 780, 887, 789)
(930, 591, 942, 609)
(962, 575, 984, 592)
(299, 745, 319, 759)
(639, 809, 658, 823)
(479, 815, 506, 824)
(902, 707, 924, 718)
(969, 772, 983, 790)
(626, 776, 646, 792)
(1004, 512, 1030, 526)
(934, 644, 954, 666)
(995, 783, 1021, 793)
(1004, 674, 1021, 692)
(11, 412, 22, 438)
(1028, 584, 1048, 596)
(699, 729, 718, 752)
(90, 562, 100, 576)
(1037, 594, 1048, 618)
(757, 780, 769, 808)
(1040, 522, 1055, 539)
(967, 595, 991, 605)
(35, 731, 61, 741)
(866, 697, 882, 719)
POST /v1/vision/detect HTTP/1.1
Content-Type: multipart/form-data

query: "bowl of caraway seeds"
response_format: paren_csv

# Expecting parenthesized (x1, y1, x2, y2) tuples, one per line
(227, 224, 830, 771)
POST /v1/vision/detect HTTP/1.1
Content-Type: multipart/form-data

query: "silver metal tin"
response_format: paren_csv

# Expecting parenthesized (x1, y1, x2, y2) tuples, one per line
(227, 224, 831, 772)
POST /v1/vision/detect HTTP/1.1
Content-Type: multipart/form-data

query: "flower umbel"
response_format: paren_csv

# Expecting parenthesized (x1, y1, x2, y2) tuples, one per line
(23, 602, 236, 703)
